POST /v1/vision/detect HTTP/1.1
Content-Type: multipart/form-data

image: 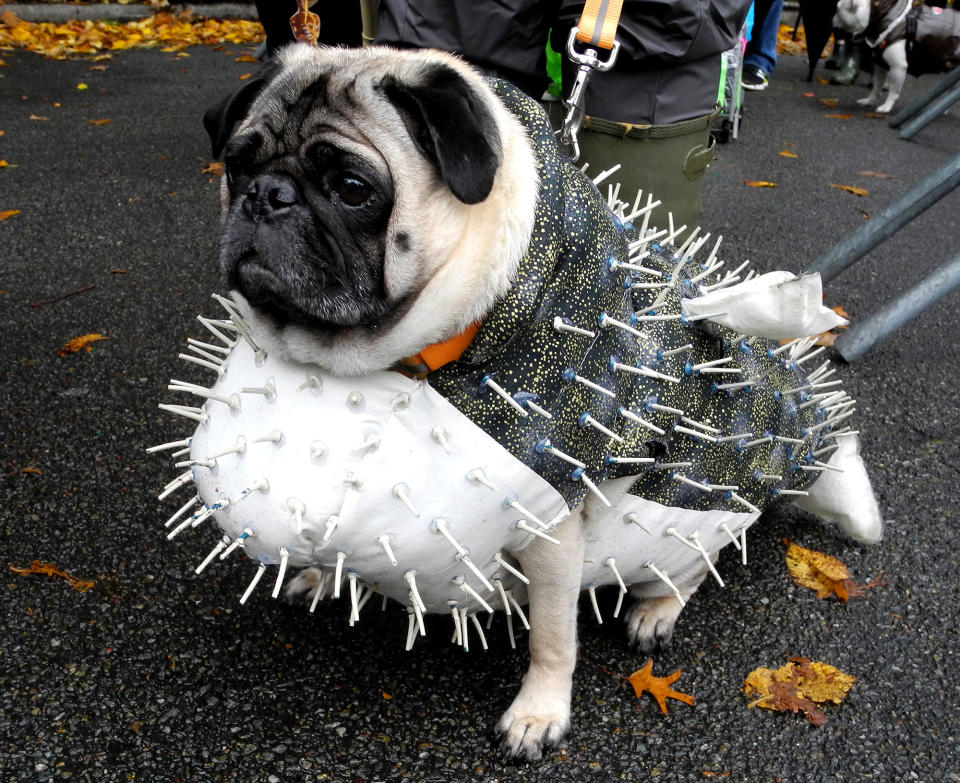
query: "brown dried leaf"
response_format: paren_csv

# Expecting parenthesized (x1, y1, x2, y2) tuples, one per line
(10, 560, 95, 592)
(57, 333, 108, 356)
(744, 659, 855, 726)
(627, 659, 695, 714)
(830, 183, 869, 197)
(858, 170, 895, 179)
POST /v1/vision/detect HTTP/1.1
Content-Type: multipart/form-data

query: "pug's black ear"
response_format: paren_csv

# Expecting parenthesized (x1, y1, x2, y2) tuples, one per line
(203, 64, 278, 158)
(381, 64, 503, 205)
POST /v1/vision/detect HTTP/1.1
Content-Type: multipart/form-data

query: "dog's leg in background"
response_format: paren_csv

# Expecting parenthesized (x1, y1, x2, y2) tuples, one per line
(623, 557, 712, 654)
(877, 41, 908, 113)
(858, 63, 887, 107)
(496, 513, 585, 760)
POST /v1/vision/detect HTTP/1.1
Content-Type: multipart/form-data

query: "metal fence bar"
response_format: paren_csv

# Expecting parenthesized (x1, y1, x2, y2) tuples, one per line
(888, 67, 960, 129)
(898, 81, 960, 140)
(835, 250, 960, 361)
(805, 151, 960, 283)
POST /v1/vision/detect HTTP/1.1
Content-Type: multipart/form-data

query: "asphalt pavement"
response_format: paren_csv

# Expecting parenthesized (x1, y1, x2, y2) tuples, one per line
(2, 24, 960, 783)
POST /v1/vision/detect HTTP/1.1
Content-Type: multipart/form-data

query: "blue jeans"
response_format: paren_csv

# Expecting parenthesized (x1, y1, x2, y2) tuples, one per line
(744, 0, 784, 75)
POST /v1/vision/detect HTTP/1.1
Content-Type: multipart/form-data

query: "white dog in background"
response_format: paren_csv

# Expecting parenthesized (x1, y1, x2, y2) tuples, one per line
(835, 0, 960, 114)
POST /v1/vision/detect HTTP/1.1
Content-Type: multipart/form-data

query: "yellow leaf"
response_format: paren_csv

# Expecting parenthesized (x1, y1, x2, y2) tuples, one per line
(88, 118, 111, 125)
(627, 659, 695, 714)
(741, 179, 777, 188)
(744, 658, 855, 726)
(778, 149, 798, 158)
(77, 82, 89, 90)
(784, 539, 850, 600)
(57, 333, 108, 356)
(829, 183, 869, 196)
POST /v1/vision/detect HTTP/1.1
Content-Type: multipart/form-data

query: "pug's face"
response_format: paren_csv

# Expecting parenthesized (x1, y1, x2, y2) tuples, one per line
(204, 45, 538, 375)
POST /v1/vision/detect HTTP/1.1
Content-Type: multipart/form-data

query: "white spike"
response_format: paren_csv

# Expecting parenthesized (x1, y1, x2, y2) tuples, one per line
(493, 553, 529, 584)
(348, 571, 360, 625)
(220, 528, 253, 560)
(481, 376, 528, 417)
(566, 371, 616, 399)
(729, 492, 760, 513)
(466, 468, 498, 491)
(592, 163, 621, 186)
(552, 316, 596, 338)
(494, 578, 512, 616)
(579, 413, 624, 443)
(197, 316, 237, 346)
(158, 404, 207, 424)
(536, 439, 587, 469)
(617, 406, 666, 434)
(147, 438, 192, 454)
(574, 469, 612, 507)
(587, 584, 603, 624)
(504, 495, 548, 529)
(404, 570, 426, 614)
(176, 353, 224, 375)
(333, 552, 346, 598)
(309, 573, 328, 612)
(606, 454, 655, 465)
(624, 512, 652, 534)
(196, 535, 229, 574)
(165, 495, 201, 528)
(239, 563, 267, 605)
(643, 561, 686, 607)
(605, 557, 628, 594)
(169, 380, 237, 408)
(507, 591, 531, 629)
(672, 473, 712, 492)
(321, 515, 340, 544)
(272, 548, 290, 599)
(158, 470, 194, 501)
(453, 576, 493, 614)
(469, 614, 489, 650)
(514, 520, 561, 545)
(449, 602, 463, 646)
(689, 532, 725, 587)
(717, 522, 742, 550)
(660, 344, 693, 358)
(674, 425, 718, 443)
(405, 610, 417, 651)
(186, 342, 226, 365)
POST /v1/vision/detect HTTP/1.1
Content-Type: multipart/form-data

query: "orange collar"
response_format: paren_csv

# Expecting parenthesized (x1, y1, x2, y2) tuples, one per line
(396, 321, 481, 378)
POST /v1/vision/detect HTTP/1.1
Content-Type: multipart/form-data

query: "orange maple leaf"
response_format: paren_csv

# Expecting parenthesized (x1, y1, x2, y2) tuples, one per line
(627, 659, 695, 714)
(10, 560, 95, 592)
(57, 333, 108, 356)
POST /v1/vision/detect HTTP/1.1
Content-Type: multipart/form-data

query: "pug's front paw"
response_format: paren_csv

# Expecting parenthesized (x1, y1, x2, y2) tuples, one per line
(496, 688, 570, 761)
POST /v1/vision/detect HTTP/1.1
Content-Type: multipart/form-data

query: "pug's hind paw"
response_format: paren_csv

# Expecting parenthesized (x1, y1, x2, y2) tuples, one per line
(284, 566, 326, 605)
(624, 595, 684, 655)
(496, 694, 570, 761)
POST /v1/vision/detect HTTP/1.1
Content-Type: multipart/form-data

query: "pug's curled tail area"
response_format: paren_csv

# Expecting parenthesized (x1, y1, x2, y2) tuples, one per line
(792, 433, 884, 544)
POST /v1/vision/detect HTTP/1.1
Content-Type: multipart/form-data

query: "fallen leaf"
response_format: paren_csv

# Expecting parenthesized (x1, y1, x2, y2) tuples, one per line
(820, 97, 838, 107)
(830, 183, 869, 196)
(29, 114, 50, 121)
(5, 466, 42, 477)
(0, 159, 16, 167)
(0, 208, 20, 222)
(110, 268, 127, 274)
(57, 333, 108, 356)
(831, 305, 850, 320)
(741, 179, 777, 188)
(811, 331, 839, 347)
(817, 77, 829, 85)
(10, 560, 95, 592)
(627, 659, 695, 714)
(825, 113, 851, 119)
(88, 118, 111, 125)
(784, 539, 850, 600)
(238, 72, 253, 80)
(802, 92, 815, 97)
(235, 55, 258, 62)
(858, 170, 894, 179)
(203, 161, 224, 176)
(744, 658, 855, 726)
(778, 149, 799, 158)
(77, 82, 88, 90)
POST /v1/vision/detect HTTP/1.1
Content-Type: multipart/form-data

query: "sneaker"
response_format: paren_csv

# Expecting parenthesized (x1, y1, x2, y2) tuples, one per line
(742, 65, 768, 91)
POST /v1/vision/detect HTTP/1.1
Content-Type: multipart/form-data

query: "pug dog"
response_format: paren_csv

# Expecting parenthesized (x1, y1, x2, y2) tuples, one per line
(835, 0, 960, 114)
(202, 43, 882, 761)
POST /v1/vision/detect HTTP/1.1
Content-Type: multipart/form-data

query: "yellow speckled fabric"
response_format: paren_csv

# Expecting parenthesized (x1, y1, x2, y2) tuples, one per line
(427, 80, 833, 514)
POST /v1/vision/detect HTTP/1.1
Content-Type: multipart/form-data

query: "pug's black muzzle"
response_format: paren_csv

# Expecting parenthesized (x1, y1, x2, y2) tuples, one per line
(219, 172, 391, 330)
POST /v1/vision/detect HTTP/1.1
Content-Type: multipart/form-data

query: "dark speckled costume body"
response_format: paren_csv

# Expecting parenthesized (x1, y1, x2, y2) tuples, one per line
(429, 79, 825, 515)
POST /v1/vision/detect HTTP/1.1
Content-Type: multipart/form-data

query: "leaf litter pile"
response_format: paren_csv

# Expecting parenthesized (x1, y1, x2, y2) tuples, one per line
(0, 9, 264, 60)
(615, 541, 882, 728)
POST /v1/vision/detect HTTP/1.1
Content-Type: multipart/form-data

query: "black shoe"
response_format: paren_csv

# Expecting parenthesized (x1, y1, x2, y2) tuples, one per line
(742, 65, 769, 91)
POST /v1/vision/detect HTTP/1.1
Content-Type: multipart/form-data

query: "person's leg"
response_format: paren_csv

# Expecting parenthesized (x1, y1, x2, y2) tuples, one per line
(744, 0, 785, 75)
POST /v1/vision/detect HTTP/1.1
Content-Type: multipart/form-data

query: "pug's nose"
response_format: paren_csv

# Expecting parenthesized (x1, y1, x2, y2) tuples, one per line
(243, 174, 299, 220)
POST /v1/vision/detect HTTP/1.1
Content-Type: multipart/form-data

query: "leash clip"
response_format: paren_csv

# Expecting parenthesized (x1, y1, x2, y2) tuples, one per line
(558, 26, 620, 161)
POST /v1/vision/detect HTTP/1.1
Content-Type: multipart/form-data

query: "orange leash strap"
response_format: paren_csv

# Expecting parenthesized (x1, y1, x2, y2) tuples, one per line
(576, 0, 626, 51)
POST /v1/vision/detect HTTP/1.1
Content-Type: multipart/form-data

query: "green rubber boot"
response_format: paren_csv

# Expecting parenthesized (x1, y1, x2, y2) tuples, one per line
(572, 113, 718, 236)
(830, 50, 861, 86)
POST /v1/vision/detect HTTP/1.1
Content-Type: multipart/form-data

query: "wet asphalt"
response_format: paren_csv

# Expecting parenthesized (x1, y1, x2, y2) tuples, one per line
(1, 27, 959, 783)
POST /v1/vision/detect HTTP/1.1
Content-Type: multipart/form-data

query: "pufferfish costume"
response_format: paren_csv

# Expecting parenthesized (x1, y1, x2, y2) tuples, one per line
(151, 79, 881, 650)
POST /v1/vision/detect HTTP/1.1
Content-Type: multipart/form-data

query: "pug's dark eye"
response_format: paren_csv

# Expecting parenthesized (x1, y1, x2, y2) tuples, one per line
(333, 174, 372, 207)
